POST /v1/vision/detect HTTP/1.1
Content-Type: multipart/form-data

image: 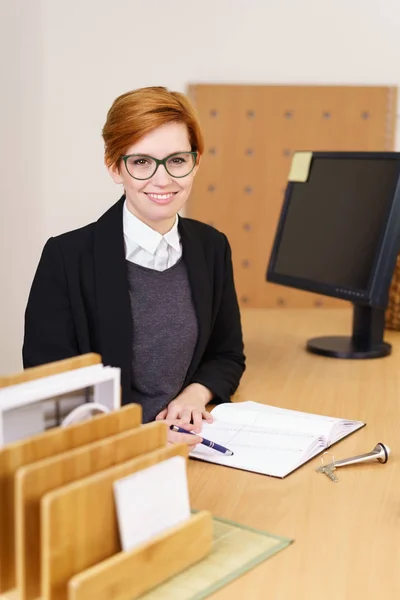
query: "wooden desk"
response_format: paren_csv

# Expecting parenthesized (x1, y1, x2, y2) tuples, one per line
(188, 309, 400, 600)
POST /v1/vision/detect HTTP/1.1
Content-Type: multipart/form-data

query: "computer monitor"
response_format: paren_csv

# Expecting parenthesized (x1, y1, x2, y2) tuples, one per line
(267, 152, 400, 359)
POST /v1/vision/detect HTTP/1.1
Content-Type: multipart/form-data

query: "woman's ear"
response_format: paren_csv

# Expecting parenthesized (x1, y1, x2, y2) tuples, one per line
(193, 154, 202, 177)
(106, 159, 124, 184)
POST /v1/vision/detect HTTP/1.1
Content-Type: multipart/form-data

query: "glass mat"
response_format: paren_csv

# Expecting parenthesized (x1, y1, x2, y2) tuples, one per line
(138, 516, 293, 600)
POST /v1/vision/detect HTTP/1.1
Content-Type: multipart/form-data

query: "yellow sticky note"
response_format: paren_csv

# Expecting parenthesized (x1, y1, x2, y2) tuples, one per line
(288, 151, 313, 182)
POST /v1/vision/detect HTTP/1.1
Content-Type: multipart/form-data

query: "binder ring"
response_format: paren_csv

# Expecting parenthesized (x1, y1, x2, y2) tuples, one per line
(320, 451, 336, 467)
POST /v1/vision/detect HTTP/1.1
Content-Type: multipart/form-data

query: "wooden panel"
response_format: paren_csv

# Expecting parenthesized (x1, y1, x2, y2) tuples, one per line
(41, 445, 188, 600)
(68, 511, 212, 600)
(0, 591, 18, 600)
(187, 84, 397, 308)
(0, 354, 101, 389)
(0, 404, 141, 593)
(15, 422, 167, 600)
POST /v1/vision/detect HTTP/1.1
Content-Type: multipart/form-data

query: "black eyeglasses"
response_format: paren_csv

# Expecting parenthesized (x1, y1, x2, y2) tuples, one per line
(121, 151, 198, 180)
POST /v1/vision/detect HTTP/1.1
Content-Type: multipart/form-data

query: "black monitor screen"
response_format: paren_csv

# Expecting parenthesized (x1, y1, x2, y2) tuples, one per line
(274, 158, 400, 291)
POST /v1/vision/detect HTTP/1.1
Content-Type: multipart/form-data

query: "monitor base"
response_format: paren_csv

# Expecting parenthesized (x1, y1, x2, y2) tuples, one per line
(306, 336, 392, 359)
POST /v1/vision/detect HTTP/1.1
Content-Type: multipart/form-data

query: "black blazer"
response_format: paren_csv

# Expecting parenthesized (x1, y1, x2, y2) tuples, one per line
(23, 197, 246, 406)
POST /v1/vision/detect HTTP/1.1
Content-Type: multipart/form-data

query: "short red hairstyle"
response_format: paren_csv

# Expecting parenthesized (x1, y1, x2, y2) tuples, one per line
(102, 86, 204, 169)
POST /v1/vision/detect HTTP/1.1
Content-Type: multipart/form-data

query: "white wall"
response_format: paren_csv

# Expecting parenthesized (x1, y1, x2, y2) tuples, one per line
(0, 0, 44, 374)
(1, 0, 400, 373)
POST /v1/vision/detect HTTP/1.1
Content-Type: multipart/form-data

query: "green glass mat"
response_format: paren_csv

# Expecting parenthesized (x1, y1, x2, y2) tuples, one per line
(138, 516, 293, 600)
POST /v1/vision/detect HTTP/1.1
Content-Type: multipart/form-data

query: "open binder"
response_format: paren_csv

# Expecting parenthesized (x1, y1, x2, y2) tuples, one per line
(0, 355, 212, 600)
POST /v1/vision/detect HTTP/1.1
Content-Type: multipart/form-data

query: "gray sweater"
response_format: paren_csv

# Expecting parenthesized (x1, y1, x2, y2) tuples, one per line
(126, 259, 198, 423)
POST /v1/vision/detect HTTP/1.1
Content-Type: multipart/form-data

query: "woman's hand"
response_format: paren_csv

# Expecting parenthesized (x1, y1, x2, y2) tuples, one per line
(156, 383, 214, 433)
(167, 425, 202, 451)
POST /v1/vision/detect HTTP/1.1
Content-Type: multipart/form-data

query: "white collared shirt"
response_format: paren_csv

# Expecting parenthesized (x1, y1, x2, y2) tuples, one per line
(122, 201, 182, 271)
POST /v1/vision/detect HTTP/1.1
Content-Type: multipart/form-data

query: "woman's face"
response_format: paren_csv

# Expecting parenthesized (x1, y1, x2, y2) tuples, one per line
(109, 122, 199, 233)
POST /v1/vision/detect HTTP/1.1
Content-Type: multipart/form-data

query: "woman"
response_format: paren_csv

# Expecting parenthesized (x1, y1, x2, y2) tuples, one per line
(23, 86, 246, 447)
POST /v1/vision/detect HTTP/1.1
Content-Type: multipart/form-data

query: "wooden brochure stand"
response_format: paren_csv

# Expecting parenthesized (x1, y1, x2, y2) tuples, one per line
(0, 354, 102, 389)
(0, 404, 142, 594)
(0, 357, 212, 600)
(42, 444, 212, 600)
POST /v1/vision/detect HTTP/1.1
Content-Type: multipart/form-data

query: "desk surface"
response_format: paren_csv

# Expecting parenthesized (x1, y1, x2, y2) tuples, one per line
(188, 309, 400, 600)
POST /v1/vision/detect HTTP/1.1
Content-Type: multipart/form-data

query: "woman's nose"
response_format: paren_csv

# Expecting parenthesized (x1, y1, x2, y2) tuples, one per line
(151, 164, 172, 186)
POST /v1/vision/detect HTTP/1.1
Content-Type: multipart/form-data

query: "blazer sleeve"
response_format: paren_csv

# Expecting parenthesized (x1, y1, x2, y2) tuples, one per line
(22, 237, 79, 367)
(189, 234, 246, 403)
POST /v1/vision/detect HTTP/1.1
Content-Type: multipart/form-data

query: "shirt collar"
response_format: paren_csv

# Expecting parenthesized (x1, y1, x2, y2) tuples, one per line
(122, 201, 181, 255)
(163, 218, 181, 252)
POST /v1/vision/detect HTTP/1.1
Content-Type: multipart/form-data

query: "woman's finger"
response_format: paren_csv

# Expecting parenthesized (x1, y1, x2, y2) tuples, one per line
(179, 409, 193, 426)
(203, 410, 213, 424)
(168, 429, 202, 447)
(155, 408, 168, 420)
(192, 409, 203, 433)
(165, 403, 181, 421)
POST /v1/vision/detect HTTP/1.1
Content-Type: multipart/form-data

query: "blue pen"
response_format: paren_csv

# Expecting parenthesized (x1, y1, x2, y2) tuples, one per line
(169, 425, 234, 456)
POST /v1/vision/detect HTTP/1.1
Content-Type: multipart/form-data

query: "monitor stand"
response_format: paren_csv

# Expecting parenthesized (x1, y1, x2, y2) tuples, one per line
(306, 304, 392, 359)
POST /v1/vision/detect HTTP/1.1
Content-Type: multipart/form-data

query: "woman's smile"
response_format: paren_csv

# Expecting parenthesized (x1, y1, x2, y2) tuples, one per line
(144, 191, 178, 205)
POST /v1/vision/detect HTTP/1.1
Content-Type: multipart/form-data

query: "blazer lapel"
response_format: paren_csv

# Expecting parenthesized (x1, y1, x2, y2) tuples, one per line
(179, 218, 212, 384)
(94, 197, 132, 400)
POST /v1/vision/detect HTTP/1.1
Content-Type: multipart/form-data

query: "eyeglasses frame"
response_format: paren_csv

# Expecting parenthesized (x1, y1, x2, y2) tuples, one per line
(120, 150, 198, 180)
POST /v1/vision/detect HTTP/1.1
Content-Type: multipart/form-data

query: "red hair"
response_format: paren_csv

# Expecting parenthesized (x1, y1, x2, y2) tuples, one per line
(102, 86, 204, 169)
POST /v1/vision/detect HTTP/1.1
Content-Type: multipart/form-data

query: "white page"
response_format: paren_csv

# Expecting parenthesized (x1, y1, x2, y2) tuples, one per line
(233, 401, 356, 426)
(228, 402, 364, 444)
(190, 417, 322, 477)
(210, 402, 342, 439)
(113, 456, 191, 551)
